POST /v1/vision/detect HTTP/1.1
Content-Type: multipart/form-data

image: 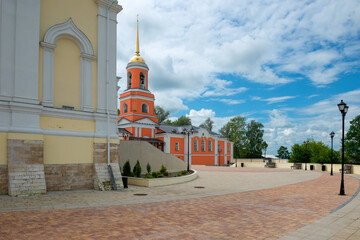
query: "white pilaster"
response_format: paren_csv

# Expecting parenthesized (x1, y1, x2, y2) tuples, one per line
(41, 42, 56, 107)
(80, 53, 95, 111)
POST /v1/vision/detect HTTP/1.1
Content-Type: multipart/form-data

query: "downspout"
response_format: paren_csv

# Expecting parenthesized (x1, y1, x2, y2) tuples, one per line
(106, 0, 117, 190)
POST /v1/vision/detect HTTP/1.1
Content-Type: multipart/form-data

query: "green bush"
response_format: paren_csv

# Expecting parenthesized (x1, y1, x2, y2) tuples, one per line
(180, 170, 187, 175)
(160, 165, 167, 175)
(146, 162, 151, 174)
(122, 161, 131, 177)
(133, 160, 142, 177)
(152, 171, 160, 178)
(144, 173, 153, 178)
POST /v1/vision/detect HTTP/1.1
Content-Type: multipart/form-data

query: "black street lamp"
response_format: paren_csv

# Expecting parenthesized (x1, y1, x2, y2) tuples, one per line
(330, 131, 335, 176)
(338, 100, 349, 196)
(303, 140, 309, 170)
(183, 127, 194, 172)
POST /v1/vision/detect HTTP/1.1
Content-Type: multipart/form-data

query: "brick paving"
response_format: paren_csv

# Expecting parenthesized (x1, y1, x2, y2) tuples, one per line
(0, 168, 359, 239)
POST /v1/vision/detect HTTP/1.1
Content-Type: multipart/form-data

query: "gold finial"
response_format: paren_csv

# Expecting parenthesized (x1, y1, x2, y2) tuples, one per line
(135, 14, 140, 56)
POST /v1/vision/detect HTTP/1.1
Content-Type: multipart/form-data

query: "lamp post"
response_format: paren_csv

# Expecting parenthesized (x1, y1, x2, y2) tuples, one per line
(330, 131, 335, 176)
(183, 127, 194, 172)
(303, 140, 309, 170)
(338, 100, 349, 196)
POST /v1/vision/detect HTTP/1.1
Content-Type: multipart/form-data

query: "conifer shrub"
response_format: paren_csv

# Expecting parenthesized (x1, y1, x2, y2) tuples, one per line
(133, 160, 142, 177)
(146, 162, 151, 174)
(160, 165, 168, 176)
(122, 161, 131, 177)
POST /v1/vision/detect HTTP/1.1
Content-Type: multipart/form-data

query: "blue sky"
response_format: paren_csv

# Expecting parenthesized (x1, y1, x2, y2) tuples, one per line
(116, 0, 360, 155)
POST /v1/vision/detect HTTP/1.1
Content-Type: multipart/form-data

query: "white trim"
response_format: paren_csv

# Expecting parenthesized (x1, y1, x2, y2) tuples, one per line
(120, 94, 154, 102)
(121, 88, 152, 94)
(41, 19, 95, 111)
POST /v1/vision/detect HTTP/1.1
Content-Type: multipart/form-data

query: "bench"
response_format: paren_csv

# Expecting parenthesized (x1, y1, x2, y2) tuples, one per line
(339, 165, 352, 174)
(291, 163, 302, 169)
(265, 162, 275, 168)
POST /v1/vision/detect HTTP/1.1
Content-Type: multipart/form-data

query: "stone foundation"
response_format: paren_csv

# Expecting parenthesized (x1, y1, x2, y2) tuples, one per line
(44, 164, 94, 191)
(93, 143, 123, 190)
(0, 165, 8, 195)
(7, 139, 46, 196)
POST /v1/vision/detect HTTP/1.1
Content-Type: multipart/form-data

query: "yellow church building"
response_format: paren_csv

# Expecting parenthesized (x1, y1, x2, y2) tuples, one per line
(0, 0, 123, 196)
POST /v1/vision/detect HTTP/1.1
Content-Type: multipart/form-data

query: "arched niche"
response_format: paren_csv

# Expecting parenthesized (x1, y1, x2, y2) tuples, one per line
(40, 18, 96, 111)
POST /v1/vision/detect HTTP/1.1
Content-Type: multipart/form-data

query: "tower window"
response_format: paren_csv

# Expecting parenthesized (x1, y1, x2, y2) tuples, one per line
(123, 103, 128, 113)
(194, 139, 198, 152)
(141, 103, 148, 113)
(140, 72, 146, 89)
(127, 72, 132, 89)
(175, 142, 179, 151)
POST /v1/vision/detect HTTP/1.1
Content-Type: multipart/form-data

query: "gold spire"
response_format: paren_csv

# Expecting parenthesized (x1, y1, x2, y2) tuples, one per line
(135, 14, 140, 56)
(129, 14, 146, 64)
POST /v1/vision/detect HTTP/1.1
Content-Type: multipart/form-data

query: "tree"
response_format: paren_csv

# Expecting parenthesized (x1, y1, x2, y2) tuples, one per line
(244, 120, 264, 158)
(262, 141, 268, 157)
(199, 117, 214, 131)
(277, 146, 290, 159)
(345, 114, 360, 164)
(154, 106, 170, 123)
(164, 115, 192, 126)
(219, 116, 246, 158)
(290, 144, 306, 163)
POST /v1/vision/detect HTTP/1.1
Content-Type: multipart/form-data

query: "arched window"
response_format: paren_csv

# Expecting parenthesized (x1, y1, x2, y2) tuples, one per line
(140, 72, 146, 89)
(141, 103, 148, 113)
(208, 140, 212, 152)
(175, 142, 179, 151)
(201, 140, 205, 152)
(194, 139, 198, 152)
(123, 103, 128, 113)
(127, 72, 132, 89)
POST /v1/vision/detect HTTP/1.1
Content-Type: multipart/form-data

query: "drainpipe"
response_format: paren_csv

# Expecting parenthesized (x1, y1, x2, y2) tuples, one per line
(106, 0, 117, 190)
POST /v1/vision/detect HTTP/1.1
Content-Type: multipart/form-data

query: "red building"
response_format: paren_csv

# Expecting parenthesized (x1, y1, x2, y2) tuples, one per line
(118, 19, 233, 166)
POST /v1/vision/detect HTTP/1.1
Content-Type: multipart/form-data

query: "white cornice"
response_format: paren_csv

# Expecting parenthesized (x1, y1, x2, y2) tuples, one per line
(96, 0, 123, 13)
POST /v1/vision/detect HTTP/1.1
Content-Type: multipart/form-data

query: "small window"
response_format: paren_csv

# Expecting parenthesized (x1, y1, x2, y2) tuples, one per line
(201, 140, 205, 152)
(218, 144, 221, 152)
(142, 103, 148, 113)
(127, 72, 132, 89)
(208, 140, 212, 152)
(194, 139, 198, 152)
(123, 103, 128, 113)
(227, 145, 230, 152)
(175, 142, 179, 151)
(140, 72, 146, 89)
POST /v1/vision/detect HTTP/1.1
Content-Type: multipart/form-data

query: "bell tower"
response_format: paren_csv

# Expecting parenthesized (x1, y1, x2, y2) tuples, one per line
(118, 16, 158, 139)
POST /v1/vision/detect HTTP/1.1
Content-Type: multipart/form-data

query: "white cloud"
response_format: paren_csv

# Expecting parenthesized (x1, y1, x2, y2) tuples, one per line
(208, 98, 245, 105)
(186, 108, 234, 132)
(252, 96, 296, 104)
(202, 79, 247, 97)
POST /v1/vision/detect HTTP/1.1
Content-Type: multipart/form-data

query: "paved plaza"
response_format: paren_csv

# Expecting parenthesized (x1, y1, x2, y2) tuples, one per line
(0, 166, 359, 239)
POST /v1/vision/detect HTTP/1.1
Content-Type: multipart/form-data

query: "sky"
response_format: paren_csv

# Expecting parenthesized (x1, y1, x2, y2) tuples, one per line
(116, 0, 360, 155)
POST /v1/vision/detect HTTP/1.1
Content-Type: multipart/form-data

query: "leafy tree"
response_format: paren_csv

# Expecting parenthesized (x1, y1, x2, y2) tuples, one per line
(219, 116, 247, 158)
(164, 115, 192, 126)
(277, 146, 290, 159)
(290, 144, 306, 163)
(290, 140, 341, 164)
(262, 141, 268, 157)
(199, 117, 214, 131)
(154, 106, 170, 123)
(244, 120, 264, 158)
(345, 114, 360, 164)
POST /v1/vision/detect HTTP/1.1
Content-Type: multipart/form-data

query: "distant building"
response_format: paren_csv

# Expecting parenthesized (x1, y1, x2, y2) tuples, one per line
(118, 19, 233, 166)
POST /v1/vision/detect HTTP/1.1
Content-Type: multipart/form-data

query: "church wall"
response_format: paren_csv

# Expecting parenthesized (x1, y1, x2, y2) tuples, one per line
(53, 38, 81, 110)
(141, 128, 153, 138)
(40, 116, 95, 133)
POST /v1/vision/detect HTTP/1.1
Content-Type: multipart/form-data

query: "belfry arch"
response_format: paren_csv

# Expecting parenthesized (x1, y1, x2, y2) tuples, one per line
(40, 18, 96, 111)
